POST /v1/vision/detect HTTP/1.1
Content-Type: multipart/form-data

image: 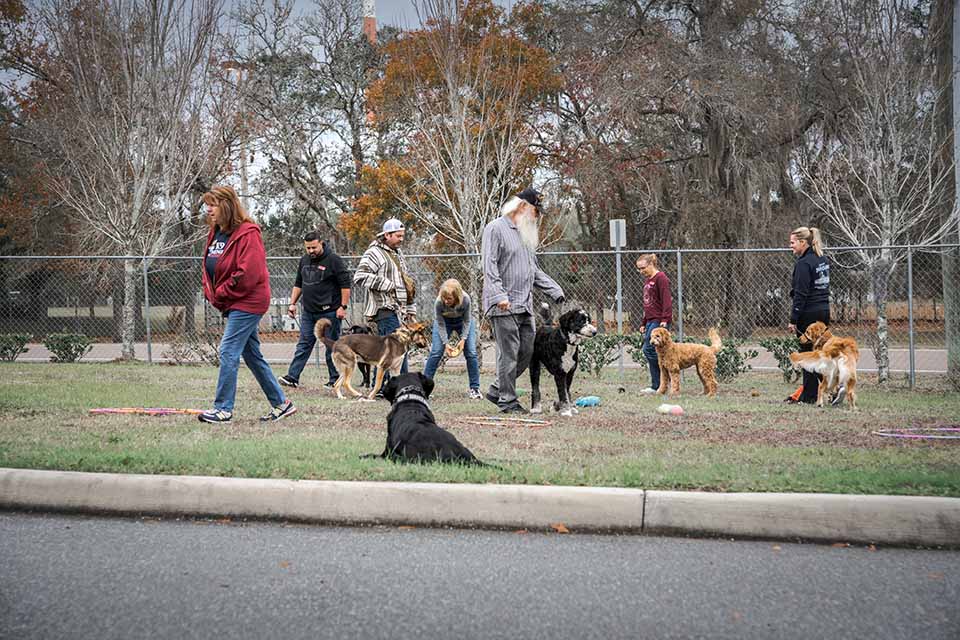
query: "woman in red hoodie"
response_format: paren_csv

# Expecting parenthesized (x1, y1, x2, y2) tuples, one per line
(198, 186, 296, 423)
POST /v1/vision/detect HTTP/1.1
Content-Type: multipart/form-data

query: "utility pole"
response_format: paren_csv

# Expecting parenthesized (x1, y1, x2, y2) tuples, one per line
(363, 0, 376, 45)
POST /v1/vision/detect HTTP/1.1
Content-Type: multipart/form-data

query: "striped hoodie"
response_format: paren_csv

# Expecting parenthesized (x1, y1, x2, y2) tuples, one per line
(353, 240, 417, 320)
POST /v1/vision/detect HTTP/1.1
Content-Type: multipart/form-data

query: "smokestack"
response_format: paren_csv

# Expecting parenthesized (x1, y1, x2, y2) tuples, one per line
(362, 0, 376, 44)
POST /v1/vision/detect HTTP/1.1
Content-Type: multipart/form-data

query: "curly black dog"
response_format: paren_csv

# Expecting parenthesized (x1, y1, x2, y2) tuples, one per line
(343, 324, 373, 388)
(529, 304, 598, 416)
(362, 372, 485, 465)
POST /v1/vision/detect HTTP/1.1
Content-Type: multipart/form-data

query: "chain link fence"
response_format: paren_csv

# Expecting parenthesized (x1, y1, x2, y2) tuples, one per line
(1, 245, 956, 381)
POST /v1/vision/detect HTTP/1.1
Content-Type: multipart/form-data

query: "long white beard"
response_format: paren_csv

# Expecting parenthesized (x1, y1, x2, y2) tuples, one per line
(517, 213, 540, 251)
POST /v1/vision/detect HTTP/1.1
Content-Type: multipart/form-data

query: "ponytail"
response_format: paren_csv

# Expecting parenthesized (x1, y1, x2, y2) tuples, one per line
(791, 226, 824, 257)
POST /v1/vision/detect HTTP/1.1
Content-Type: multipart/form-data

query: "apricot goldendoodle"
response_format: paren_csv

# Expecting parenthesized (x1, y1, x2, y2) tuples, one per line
(649, 327, 722, 397)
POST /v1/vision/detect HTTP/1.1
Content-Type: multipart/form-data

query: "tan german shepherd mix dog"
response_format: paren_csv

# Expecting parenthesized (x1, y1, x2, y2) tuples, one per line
(316, 318, 430, 400)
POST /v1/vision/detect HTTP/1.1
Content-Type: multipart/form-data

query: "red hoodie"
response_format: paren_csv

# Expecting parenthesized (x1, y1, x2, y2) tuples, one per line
(201, 221, 271, 315)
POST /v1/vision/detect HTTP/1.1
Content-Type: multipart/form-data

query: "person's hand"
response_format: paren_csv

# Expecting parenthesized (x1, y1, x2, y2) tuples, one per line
(444, 344, 456, 358)
(787, 323, 796, 333)
(287, 304, 297, 319)
(336, 307, 346, 320)
(659, 321, 667, 328)
(638, 325, 645, 334)
(497, 300, 510, 311)
(404, 313, 418, 324)
(458, 338, 466, 351)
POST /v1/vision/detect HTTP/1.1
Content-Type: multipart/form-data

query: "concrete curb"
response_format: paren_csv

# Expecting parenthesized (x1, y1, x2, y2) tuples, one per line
(2, 468, 958, 546)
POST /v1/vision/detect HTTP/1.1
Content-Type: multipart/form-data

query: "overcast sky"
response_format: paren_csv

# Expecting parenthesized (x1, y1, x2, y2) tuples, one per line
(293, 0, 516, 29)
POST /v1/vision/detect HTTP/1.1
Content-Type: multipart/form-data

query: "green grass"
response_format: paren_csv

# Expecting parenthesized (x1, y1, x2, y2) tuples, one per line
(1, 362, 958, 496)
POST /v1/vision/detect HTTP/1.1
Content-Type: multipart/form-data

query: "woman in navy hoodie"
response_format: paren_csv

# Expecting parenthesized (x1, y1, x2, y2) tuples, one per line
(786, 226, 830, 404)
(198, 185, 296, 424)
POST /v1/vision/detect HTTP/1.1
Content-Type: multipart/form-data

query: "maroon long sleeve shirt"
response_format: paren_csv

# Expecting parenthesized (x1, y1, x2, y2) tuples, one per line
(641, 270, 673, 325)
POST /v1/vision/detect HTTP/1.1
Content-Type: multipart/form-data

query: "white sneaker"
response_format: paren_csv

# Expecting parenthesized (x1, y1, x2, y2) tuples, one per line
(639, 387, 658, 394)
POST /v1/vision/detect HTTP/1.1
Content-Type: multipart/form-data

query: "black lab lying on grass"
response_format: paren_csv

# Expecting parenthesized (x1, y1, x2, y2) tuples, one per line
(362, 372, 485, 465)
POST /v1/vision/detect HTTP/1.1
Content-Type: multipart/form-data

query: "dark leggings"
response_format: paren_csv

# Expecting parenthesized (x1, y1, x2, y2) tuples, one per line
(796, 309, 830, 402)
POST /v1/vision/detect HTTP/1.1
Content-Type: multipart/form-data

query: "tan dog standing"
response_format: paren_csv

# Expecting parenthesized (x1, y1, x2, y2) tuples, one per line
(316, 318, 430, 400)
(649, 327, 722, 397)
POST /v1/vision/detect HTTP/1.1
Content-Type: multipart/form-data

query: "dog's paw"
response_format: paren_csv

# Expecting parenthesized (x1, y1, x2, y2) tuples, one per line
(570, 406, 579, 415)
(559, 407, 574, 417)
(530, 404, 543, 414)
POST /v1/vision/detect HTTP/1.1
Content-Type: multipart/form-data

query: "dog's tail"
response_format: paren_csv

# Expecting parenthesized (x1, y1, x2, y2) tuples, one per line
(538, 302, 554, 326)
(315, 318, 336, 349)
(708, 327, 722, 354)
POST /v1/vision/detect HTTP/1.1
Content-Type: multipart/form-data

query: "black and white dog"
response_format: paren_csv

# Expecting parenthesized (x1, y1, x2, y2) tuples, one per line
(363, 372, 485, 465)
(529, 304, 598, 417)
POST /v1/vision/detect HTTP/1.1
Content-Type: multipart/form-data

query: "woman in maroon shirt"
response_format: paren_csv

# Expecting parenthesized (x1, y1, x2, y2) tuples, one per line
(198, 185, 296, 424)
(636, 253, 673, 393)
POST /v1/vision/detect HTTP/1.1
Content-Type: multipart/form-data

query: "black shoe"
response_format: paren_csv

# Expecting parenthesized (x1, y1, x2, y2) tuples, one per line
(324, 381, 336, 389)
(783, 396, 799, 404)
(484, 390, 499, 406)
(278, 375, 299, 388)
(500, 404, 529, 415)
(831, 385, 847, 407)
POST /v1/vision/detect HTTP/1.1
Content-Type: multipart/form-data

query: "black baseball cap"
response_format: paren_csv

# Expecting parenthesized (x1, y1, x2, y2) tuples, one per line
(516, 187, 542, 212)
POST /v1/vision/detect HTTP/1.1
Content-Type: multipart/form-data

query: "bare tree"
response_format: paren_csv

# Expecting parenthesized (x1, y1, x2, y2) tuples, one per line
(21, 0, 239, 359)
(234, 0, 377, 249)
(798, 0, 959, 382)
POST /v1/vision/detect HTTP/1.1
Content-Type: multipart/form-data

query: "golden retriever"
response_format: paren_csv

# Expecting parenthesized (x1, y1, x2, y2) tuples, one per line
(649, 327, 722, 397)
(789, 336, 859, 409)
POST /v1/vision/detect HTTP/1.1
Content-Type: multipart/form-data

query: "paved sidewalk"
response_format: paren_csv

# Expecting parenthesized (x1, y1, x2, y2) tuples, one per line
(1, 468, 958, 547)
(15, 341, 950, 374)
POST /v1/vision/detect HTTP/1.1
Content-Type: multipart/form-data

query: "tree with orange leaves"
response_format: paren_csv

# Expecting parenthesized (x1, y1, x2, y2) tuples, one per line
(350, 0, 561, 316)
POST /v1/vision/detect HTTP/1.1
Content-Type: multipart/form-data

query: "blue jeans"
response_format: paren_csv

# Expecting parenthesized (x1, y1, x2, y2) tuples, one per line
(374, 312, 408, 384)
(423, 317, 480, 390)
(286, 308, 340, 384)
(215, 310, 286, 413)
(642, 321, 663, 390)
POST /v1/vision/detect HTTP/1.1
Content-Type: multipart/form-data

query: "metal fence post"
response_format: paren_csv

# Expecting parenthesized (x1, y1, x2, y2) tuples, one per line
(675, 249, 684, 341)
(616, 243, 624, 385)
(142, 259, 153, 365)
(907, 245, 915, 389)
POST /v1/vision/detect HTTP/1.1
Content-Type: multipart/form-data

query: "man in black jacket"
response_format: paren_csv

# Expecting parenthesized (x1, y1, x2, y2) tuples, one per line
(278, 232, 352, 389)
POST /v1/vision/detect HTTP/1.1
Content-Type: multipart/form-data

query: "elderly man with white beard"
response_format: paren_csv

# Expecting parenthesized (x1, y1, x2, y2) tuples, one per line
(481, 187, 565, 413)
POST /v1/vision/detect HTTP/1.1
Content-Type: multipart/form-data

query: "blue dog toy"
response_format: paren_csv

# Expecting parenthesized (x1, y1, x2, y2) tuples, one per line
(574, 395, 601, 407)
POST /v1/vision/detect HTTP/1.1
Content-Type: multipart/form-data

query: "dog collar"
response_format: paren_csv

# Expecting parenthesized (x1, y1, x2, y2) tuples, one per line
(393, 393, 430, 408)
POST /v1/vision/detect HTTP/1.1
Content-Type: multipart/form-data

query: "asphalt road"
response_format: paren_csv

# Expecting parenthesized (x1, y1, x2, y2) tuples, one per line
(1, 512, 958, 640)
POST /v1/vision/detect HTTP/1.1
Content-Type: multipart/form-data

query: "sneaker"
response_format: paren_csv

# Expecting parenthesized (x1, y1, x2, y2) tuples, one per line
(324, 381, 337, 389)
(468, 388, 483, 400)
(639, 387, 658, 395)
(260, 400, 297, 422)
(198, 409, 232, 423)
(277, 375, 299, 388)
(500, 404, 529, 415)
(783, 386, 804, 404)
(831, 385, 847, 407)
(484, 389, 500, 406)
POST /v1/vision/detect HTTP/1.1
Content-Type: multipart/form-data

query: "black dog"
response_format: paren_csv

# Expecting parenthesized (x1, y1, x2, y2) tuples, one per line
(363, 372, 484, 465)
(529, 303, 598, 416)
(342, 324, 373, 388)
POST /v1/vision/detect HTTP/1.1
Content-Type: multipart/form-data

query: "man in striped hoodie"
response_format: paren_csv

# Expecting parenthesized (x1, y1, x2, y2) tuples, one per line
(353, 218, 418, 386)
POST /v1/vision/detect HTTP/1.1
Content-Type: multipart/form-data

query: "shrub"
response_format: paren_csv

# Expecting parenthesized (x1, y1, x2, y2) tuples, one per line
(579, 333, 627, 378)
(0, 333, 31, 362)
(681, 334, 758, 383)
(759, 335, 801, 383)
(43, 333, 93, 363)
(623, 333, 648, 369)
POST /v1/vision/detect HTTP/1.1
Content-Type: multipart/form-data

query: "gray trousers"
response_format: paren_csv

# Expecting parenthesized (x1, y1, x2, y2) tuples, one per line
(487, 312, 535, 409)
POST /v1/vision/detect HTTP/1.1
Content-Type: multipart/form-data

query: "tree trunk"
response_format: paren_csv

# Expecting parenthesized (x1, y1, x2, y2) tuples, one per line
(870, 262, 891, 383)
(121, 258, 138, 360)
(931, 0, 960, 390)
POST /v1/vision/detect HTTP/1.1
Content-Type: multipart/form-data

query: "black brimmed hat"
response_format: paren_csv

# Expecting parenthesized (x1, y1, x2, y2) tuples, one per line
(516, 187, 542, 211)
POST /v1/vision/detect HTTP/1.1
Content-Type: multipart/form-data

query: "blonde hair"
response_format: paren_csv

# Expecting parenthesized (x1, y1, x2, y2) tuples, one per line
(203, 185, 254, 232)
(437, 278, 464, 307)
(636, 253, 658, 268)
(791, 226, 824, 257)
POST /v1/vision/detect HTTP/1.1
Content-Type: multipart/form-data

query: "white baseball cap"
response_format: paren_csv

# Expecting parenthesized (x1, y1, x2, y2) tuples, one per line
(377, 218, 405, 237)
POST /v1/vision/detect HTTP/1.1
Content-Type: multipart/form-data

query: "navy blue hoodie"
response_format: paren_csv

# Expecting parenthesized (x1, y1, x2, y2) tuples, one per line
(790, 247, 830, 323)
